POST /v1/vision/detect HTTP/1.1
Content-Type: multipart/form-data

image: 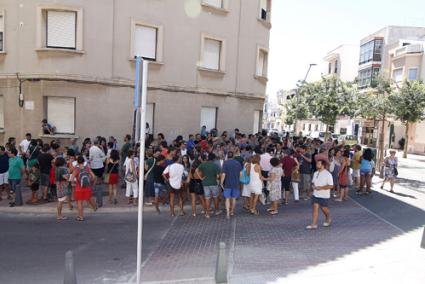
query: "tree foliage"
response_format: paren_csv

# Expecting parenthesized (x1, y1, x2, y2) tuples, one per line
(356, 77, 393, 120)
(389, 80, 425, 124)
(298, 76, 357, 127)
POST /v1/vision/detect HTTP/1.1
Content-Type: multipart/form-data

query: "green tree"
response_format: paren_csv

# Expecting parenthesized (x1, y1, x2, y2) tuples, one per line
(388, 80, 425, 158)
(357, 77, 393, 165)
(299, 76, 357, 139)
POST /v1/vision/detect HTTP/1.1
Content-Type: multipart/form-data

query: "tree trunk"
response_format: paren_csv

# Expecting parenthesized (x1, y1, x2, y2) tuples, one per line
(378, 114, 386, 169)
(403, 122, 409, 158)
(325, 124, 330, 141)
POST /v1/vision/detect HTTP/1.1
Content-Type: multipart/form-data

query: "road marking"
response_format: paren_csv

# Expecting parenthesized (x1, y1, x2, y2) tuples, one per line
(349, 196, 405, 233)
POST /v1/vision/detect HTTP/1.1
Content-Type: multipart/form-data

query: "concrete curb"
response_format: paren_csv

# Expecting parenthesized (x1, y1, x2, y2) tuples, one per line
(0, 205, 160, 215)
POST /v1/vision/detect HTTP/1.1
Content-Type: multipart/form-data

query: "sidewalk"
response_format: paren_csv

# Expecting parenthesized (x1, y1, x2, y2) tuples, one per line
(0, 182, 145, 214)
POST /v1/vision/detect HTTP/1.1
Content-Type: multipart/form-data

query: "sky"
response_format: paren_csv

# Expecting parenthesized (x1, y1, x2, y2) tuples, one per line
(267, 0, 425, 101)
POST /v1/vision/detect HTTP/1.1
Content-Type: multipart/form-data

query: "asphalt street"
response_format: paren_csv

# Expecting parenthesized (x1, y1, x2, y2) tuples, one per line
(0, 212, 171, 284)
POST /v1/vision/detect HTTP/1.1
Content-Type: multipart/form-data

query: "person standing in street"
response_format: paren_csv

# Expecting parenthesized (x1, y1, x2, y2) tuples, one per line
(89, 139, 106, 208)
(298, 145, 312, 200)
(18, 133, 32, 165)
(281, 149, 298, 205)
(265, 157, 283, 215)
(71, 156, 97, 221)
(197, 153, 222, 218)
(163, 156, 185, 217)
(37, 144, 54, 202)
(381, 150, 398, 193)
(306, 160, 333, 230)
(220, 152, 242, 219)
(246, 154, 263, 215)
(0, 146, 10, 201)
(8, 148, 25, 207)
(352, 145, 363, 193)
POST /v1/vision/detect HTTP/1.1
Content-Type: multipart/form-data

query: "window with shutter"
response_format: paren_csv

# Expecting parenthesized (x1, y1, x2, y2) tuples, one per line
(0, 96, 4, 129)
(202, 0, 223, 8)
(134, 25, 157, 60)
(0, 15, 4, 51)
(200, 107, 217, 131)
(46, 10, 77, 49)
(47, 97, 75, 134)
(203, 38, 221, 70)
(259, 0, 271, 21)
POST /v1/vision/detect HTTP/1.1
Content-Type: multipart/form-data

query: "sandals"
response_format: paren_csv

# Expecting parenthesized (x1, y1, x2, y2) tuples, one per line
(76, 217, 84, 221)
(266, 208, 274, 212)
(268, 210, 278, 215)
(250, 209, 259, 216)
(323, 219, 332, 227)
(306, 225, 318, 230)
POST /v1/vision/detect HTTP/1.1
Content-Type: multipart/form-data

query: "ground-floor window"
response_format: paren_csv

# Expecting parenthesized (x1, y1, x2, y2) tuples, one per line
(200, 107, 217, 132)
(46, 97, 75, 134)
(340, 128, 347, 135)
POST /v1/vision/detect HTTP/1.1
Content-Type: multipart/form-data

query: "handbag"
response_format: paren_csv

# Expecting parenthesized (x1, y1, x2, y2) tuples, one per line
(104, 163, 117, 183)
(125, 160, 137, 183)
(394, 167, 398, 176)
(240, 167, 250, 185)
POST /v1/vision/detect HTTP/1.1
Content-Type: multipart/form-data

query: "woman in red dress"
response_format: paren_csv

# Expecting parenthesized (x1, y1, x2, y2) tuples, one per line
(71, 156, 97, 221)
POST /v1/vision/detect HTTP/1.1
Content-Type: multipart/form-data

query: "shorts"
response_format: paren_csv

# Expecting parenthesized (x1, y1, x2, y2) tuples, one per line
(223, 188, 240, 199)
(352, 169, 360, 178)
(360, 169, 372, 176)
(0, 172, 8, 185)
(58, 196, 67, 202)
(204, 185, 219, 199)
(281, 176, 292, 191)
(154, 183, 167, 197)
(189, 179, 204, 195)
(311, 196, 329, 207)
(166, 183, 181, 194)
(92, 167, 105, 178)
(126, 181, 138, 198)
(30, 183, 39, 192)
(40, 174, 50, 187)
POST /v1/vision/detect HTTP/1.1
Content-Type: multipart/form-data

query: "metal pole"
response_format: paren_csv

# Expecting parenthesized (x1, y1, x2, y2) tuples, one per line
(136, 59, 149, 284)
(64, 250, 77, 284)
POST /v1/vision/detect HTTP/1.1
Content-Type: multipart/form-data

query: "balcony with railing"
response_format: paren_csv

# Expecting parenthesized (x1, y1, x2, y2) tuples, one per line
(394, 44, 424, 57)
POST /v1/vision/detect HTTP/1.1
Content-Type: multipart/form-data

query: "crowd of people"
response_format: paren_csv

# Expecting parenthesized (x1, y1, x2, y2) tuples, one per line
(0, 126, 400, 229)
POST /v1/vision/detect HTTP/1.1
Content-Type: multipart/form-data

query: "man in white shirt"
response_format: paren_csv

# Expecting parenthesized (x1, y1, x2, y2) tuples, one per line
(260, 147, 274, 200)
(19, 133, 32, 160)
(89, 139, 106, 207)
(306, 159, 333, 230)
(163, 156, 185, 217)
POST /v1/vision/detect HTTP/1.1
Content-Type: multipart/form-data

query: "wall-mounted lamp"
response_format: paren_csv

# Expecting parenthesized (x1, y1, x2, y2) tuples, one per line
(16, 73, 25, 108)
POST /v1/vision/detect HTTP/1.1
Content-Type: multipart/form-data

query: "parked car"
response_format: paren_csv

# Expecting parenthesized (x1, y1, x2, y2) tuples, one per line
(338, 135, 358, 146)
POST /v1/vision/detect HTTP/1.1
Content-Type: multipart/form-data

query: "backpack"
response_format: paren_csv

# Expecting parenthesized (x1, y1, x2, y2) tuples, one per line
(79, 167, 91, 188)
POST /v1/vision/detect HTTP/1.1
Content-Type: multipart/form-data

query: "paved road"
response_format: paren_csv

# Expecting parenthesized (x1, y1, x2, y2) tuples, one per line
(1, 152, 425, 284)
(0, 213, 171, 284)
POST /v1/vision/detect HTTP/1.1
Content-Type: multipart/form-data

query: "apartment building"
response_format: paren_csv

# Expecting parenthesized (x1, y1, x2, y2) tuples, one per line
(0, 0, 271, 144)
(357, 26, 425, 153)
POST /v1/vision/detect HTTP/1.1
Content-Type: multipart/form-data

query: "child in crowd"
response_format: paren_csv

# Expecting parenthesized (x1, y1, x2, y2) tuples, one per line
(28, 164, 40, 204)
(55, 157, 70, 220)
(291, 163, 300, 202)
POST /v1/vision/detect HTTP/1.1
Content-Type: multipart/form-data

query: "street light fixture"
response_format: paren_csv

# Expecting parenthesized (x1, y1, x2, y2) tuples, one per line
(293, 63, 317, 135)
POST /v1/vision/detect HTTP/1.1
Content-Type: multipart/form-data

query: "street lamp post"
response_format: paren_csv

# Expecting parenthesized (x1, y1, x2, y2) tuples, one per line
(293, 63, 317, 136)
